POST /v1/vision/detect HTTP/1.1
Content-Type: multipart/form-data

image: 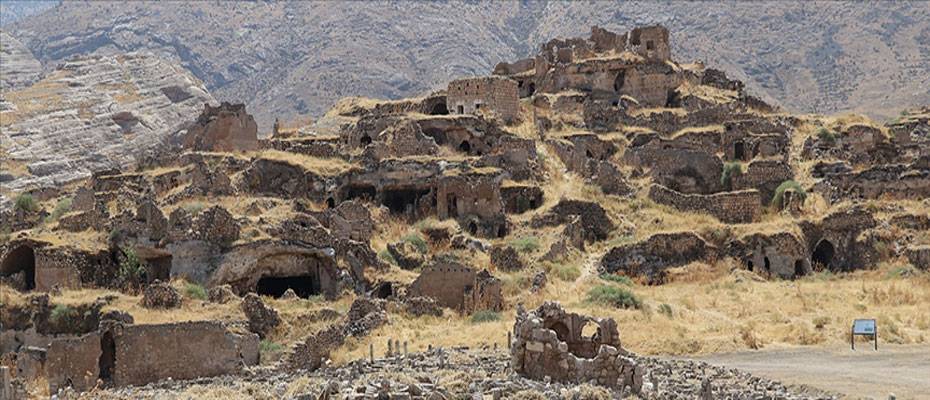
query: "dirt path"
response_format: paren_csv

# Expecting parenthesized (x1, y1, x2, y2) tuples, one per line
(691, 344, 930, 399)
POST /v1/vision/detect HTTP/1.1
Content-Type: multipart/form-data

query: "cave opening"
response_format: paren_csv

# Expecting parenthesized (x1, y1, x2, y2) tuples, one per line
(382, 187, 431, 215)
(429, 102, 448, 115)
(98, 331, 116, 384)
(812, 239, 835, 268)
(343, 184, 377, 201)
(256, 275, 319, 298)
(459, 140, 472, 153)
(360, 135, 372, 146)
(613, 70, 626, 93)
(0, 246, 36, 291)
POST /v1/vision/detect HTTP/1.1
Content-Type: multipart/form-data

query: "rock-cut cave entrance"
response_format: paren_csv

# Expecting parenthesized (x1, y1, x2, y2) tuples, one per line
(382, 187, 431, 215)
(98, 330, 116, 384)
(1, 245, 36, 291)
(256, 275, 320, 298)
(812, 239, 835, 268)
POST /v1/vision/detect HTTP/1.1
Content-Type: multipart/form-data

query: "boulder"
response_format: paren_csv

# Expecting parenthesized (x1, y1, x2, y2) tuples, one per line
(240, 293, 281, 338)
(141, 282, 182, 309)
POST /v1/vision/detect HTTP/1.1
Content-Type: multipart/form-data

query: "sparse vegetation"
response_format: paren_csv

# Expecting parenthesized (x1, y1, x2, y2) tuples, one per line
(470, 310, 501, 324)
(599, 273, 633, 286)
(658, 303, 674, 318)
(260, 340, 284, 354)
(586, 285, 642, 309)
(182, 202, 206, 215)
(401, 233, 428, 253)
(14, 193, 37, 212)
(817, 127, 836, 145)
(378, 249, 397, 265)
(118, 246, 148, 288)
(720, 161, 743, 190)
(184, 282, 207, 300)
(771, 180, 806, 208)
(510, 236, 540, 253)
(45, 197, 72, 223)
(49, 304, 76, 323)
(542, 261, 581, 282)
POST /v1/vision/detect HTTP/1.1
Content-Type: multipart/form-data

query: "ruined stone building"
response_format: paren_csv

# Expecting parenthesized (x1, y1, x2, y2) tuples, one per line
(182, 102, 259, 152)
(446, 76, 519, 123)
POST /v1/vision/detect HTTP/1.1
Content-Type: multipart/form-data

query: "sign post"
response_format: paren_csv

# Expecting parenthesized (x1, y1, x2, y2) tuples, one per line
(851, 319, 877, 351)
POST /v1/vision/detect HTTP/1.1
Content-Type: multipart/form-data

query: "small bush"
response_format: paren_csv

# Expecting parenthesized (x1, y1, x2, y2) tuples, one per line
(470, 310, 501, 324)
(45, 198, 72, 223)
(184, 282, 207, 300)
(50, 304, 76, 323)
(401, 233, 428, 254)
(543, 262, 581, 282)
(378, 249, 397, 265)
(599, 273, 633, 286)
(586, 285, 642, 309)
(510, 236, 540, 253)
(771, 180, 806, 209)
(813, 316, 830, 330)
(817, 128, 836, 145)
(13, 193, 37, 213)
(658, 303, 673, 318)
(182, 202, 206, 215)
(260, 340, 284, 354)
(720, 162, 743, 190)
(118, 246, 147, 288)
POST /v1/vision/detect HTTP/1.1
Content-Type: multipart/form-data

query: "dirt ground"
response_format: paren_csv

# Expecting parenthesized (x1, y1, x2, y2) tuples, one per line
(693, 344, 930, 399)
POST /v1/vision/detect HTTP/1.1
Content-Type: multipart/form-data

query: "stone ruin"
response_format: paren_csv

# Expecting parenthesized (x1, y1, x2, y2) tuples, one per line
(181, 102, 259, 152)
(446, 76, 520, 123)
(407, 260, 503, 314)
(511, 302, 643, 391)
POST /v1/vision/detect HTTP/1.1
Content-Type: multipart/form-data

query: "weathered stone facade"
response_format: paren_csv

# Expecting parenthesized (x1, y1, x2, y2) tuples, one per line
(600, 232, 715, 284)
(182, 102, 259, 152)
(407, 261, 503, 314)
(447, 77, 519, 123)
(648, 184, 761, 223)
(511, 302, 643, 391)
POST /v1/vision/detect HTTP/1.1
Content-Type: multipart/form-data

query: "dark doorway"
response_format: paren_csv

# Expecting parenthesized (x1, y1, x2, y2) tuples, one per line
(326, 197, 336, 209)
(527, 82, 536, 96)
(370, 282, 393, 299)
(145, 255, 172, 283)
(382, 188, 431, 215)
(457, 105, 464, 114)
(763, 257, 771, 271)
(665, 89, 680, 107)
(734, 141, 746, 160)
(447, 194, 458, 217)
(459, 140, 472, 153)
(98, 331, 116, 384)
(747, 260, 754, 271)
(256, 275, 319, 298)
(343, 184, 377, 201)
(547, 321, 570, 343)
(794, 260, 806, 278)
(613, 70, 626, 93)
(0, 246, 36, 291)
(360, 135, 372, 146)
(429, 103, 448, 115)
(812, 240, 835, 268)
(467, 221, 478, 235)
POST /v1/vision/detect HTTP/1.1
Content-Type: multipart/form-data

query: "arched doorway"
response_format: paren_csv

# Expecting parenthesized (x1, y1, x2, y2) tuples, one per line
(98, 331, 116, 384)
(359, 135, 372, 146)
(326, 197, 336, 209)
(812, 239, 835, 268)
(547, 321, 570, 342)
(527, 82, 536, 96)
(734, 141, 746, 160)
(1, 245, 36, 291)
(459, 140, 472, 153)
(429, 102, 448, 115)
(794, 259, 807, 278)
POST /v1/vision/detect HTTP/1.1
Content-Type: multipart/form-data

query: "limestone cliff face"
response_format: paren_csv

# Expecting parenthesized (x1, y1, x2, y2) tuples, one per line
(0, 30, 43, 91)
(0, 52, 214, 192)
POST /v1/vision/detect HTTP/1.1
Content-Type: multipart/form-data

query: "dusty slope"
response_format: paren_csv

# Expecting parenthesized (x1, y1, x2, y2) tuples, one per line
(0, 30, 43, 91)
(7, 1, 929, 130)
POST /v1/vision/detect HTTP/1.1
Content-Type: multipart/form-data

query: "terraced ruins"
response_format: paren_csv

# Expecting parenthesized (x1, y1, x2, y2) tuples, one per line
(1, 23, 929, 399)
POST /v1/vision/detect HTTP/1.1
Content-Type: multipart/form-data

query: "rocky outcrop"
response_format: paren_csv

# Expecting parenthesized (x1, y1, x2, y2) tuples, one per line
(599, 232, 714, 284)
(141, 281, 182, 309)
(0, 53, 213, 192)
(0, 30, 42, 91)
(182, 102, 259, 152)
(240, 293, 281, 339)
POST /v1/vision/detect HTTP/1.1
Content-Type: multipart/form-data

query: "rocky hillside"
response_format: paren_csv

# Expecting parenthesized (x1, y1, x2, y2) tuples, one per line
(0, 52, 213, 192)
(7, 1, 929, 130)
(0, 30, 42, 91)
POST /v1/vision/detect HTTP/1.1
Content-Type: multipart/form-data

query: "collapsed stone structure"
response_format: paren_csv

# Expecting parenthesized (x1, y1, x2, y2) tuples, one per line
(511, 302, 643, 391)
(446, 76, 519, 123)
(407, 261, 503, 314)
(182, 102, 259, 152)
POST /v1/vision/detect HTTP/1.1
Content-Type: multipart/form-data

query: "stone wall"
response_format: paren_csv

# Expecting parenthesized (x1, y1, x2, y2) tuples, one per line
(648, 184, 760, 223)
(407, 261, 503, 314)
(501, 184, 544, 214)
(511, 302, 642, 391)
(107, 321, 258, 387)
(732, 159, 794, 203)
(599, 232, 714, 284)
(728, 232, 810, 279)
(447, 77, 519, 123)
(182, 102, 259, 152)
(46, 332, 101, 392)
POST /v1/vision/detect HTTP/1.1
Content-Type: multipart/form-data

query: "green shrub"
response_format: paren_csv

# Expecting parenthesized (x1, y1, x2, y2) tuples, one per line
(817, 128, 836, 145)
(260, 340, 284, 354)
(401, 233, 428, 253)
(13, 193, 37, 213)
(510, 236, 540, 253)
(45, 198, 73, 223)
(658, 303, 673, 318)
(543, 262, 581, 282)
(771, 180, 806, 209)
(118, 246, 147, 287)
(586, 285, 642, 309)
(182, 202, 206, 215)
(378, 249, 397, 265)
(470, 310, 500, 324)
(720, 162, 743, 190)
(599, 273, 633, 286)
(184, 282, 207, 300)
(50, 304, 76, 323)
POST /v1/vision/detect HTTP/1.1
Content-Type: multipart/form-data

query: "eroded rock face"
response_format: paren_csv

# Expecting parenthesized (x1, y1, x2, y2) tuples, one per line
(599, 232, 714, 284)
(0, 53, 213, 192)
(489, 245, 524, 271)
(532, 199, 613, 242)
(240, 293, 280, 338)
(182, 102, 259, 152)
(0, 30, 42, 91)
(511, 302, 642, 391)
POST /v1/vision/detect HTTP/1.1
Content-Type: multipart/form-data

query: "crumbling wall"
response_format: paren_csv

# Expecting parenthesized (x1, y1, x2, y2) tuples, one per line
(108, 321, 258, 387)
(511, 302, 642, 390)
(732, 159, 794, 203)
(729, 232, 810, 279)
(46, 332, 101, 392)
(648, 184, 760, 223)
(599, 232, 714, 284)
(447, 77, 519, 123)
(407, 261, 502, 314)
(182, 102, 259, 152)
(501, 184, 544, 214)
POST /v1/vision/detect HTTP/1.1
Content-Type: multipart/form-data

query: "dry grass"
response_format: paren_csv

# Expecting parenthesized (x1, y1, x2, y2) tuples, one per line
(251, 149, 359, 176)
